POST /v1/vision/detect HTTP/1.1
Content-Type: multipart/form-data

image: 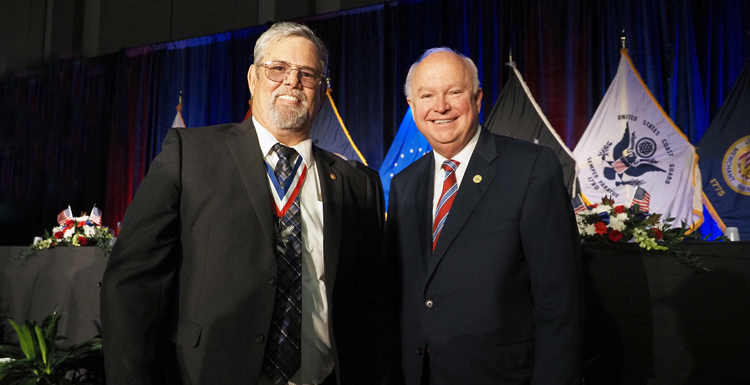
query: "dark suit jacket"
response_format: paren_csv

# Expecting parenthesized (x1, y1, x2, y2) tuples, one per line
(100, 119, 398, 384)
(386, 127, 582, 385)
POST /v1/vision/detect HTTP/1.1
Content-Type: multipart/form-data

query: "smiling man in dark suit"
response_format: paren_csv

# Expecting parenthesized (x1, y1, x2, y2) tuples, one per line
(100, 21, 397, 385)
(386, 48, 582, 385)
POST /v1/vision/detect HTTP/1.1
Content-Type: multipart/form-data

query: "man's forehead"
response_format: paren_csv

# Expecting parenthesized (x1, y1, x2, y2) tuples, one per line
(413, 60, 472, 91)
(413, 80, 469, 93)
(263, 37, 323, 69)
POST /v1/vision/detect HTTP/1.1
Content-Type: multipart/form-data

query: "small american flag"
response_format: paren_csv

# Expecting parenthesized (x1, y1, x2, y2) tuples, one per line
(571, 195, 587, 215)
(90, 205, 103, 226)
(56, 206, 73, 225)
(631, 187, 651, 212)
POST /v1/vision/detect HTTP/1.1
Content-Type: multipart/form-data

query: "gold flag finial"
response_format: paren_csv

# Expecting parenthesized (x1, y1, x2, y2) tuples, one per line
(621, 29, 626, 49)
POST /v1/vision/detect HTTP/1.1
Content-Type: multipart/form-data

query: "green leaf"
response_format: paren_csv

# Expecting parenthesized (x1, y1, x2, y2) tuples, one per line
(35, 324, 48, 366)
(8, 319, 35, 360)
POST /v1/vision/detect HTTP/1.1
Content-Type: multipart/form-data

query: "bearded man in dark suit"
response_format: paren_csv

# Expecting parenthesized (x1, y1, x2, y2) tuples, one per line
(101, 21, 397, 385)
(386, 47, 582, 385)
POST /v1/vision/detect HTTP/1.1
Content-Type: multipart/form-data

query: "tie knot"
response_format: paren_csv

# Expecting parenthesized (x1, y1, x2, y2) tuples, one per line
(442, 159, 460, 172)
(272, 143, 297, 162)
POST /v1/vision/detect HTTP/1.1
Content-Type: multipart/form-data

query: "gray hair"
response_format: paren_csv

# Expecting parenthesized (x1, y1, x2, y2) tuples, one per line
(253, 21, 329, 75)
(403, 47, 480, 98)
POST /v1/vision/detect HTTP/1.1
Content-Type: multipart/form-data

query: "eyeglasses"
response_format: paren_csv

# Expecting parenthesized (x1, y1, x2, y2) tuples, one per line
(259, 61, 323, 89)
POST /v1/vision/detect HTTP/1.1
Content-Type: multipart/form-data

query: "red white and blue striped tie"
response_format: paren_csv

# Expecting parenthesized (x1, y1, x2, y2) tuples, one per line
(432, 159, 460, 251)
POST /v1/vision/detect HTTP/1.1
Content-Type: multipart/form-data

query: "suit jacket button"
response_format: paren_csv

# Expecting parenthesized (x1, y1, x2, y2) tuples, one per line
(425, 299, 434, 308)
(255, 334, 265, 344)
(269, 277, 276, 286)
(416, 347, 422, 355)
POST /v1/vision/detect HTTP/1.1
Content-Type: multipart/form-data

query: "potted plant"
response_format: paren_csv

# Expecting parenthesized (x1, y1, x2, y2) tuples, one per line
(0, 310, 105, 384)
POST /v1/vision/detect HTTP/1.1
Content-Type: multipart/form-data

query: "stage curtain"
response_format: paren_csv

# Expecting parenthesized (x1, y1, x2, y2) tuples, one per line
(1, 0, 749, 244)
(0, 57, 115, 244)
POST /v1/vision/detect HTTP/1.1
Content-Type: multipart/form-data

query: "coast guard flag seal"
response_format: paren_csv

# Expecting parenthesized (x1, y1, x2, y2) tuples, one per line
(698, 58, 750, 240)
(485, 62, 578, 195)
(573, 49, 702, 231)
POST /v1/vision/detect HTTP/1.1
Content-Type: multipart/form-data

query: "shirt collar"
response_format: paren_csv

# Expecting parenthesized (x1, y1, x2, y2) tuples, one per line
(432, 124, 481, 170)
(252, 116, 314, 169)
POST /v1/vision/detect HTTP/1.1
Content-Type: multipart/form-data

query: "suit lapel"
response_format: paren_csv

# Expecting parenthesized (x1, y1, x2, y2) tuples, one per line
(225, 120, 275, 244)
(428, 128, 498, 281)
(315, 148, 343, 292)
(410, 158, 435, 273)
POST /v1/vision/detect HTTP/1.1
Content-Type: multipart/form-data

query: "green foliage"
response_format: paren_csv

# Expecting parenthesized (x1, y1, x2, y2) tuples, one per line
(0, 311, 104, 384)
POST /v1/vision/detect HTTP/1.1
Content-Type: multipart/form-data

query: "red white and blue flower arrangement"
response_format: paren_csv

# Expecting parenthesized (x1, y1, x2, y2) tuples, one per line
(19, 206, 113, 259)
(573, 189, 710, 271)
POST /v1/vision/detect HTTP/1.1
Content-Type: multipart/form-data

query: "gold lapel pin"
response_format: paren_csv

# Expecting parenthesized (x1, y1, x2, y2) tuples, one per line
(330, 173, 337, 180)
(473, 175, 482, 183)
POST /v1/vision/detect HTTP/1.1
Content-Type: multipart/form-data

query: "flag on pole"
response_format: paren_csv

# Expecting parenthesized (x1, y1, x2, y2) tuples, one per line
(573, 49, 702, 231)
(310, 88, 367, 164)
(485, 62, 578, 195)
(379, 107, 432, 210)
(90, 205, 103, 226)
(631, 186, 651, 212)
(57, 206, 73, 225)
(243, 98, 252, 122)
(173, 97, 186, 128)
(571, 194, 587, 215)
(698, 58, 750, 240)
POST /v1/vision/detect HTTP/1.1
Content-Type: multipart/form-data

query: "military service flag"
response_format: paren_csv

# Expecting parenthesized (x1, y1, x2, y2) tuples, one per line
(485, 62, 577, 195)
(379, 107, 432, 210)
(573, 49, 702, 231)
(698, 58, 750, 240)
(310, 89, 367, 164)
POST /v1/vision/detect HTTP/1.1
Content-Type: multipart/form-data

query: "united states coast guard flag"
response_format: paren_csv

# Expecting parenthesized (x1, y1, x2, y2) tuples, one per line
(573, 49, 702, 231)
(698, 58, 750, 240)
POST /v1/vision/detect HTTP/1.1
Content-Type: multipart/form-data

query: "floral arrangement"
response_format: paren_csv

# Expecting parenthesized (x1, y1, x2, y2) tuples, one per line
(575, 196, 709, 270)
(19, 207, 113, 259)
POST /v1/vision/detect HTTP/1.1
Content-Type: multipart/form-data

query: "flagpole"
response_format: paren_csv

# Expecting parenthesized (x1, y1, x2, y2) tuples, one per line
(621, 28, 626, 49)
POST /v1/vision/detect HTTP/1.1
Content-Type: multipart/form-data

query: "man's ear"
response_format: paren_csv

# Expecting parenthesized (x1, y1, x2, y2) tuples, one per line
(475, 87, 483, 113)
(407, 97, 415, 117)
(248, 65, 257, 92)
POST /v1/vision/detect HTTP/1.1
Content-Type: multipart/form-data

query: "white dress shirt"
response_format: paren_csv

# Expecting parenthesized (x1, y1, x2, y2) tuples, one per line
(432, 126, 482, 220)
(253, 117, 333, 385)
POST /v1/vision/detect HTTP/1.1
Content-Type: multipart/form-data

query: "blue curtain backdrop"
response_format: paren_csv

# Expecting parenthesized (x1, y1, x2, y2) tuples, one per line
(1, 0, 749, 244)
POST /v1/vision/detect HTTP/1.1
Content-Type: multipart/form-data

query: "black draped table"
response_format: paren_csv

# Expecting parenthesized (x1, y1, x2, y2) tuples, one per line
(0, 246, 107, 348)
(583, 242, 750, 384)
(2, 243, 750, 384)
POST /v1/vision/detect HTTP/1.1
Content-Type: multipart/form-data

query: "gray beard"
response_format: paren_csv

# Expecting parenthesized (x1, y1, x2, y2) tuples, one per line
(268, 96, 309, 131)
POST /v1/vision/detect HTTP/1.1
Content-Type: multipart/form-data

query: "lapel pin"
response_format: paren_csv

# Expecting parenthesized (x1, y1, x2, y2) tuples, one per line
(473, 175, 482, 183)
(330, 173, 337, 180)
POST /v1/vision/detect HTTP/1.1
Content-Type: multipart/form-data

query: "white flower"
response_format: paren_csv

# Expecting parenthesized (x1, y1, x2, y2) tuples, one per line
(584, 224, 598, 236)
(52, 226, 63, 233)
(83, 225, 97, 237)
(63, 227, 75, 239)
(609, 215, 628, 231)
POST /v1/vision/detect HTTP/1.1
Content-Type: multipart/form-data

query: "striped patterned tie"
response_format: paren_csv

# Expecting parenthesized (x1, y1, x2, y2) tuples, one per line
(432, 159, 460, 251)
(263, 143, 302, 384)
